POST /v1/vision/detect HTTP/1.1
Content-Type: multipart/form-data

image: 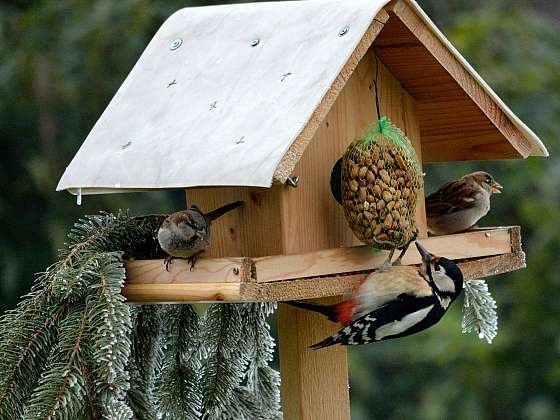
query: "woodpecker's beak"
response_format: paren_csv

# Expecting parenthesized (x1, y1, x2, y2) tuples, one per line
(491, 181, 503, 194)
(195, 230, 204, 240)
(415, 242, 432, 264)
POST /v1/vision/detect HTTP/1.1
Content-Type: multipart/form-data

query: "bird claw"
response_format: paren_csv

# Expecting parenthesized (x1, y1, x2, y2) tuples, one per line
(188, 256, 197, 271)
(392, 228, 419, 266)
(164, 256, 174, 272)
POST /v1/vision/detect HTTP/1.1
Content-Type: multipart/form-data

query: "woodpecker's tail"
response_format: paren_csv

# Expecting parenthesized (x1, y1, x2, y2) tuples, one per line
(286, 300, 355, 326)
(309, 335, 338, 350)
(285, 301, 338, 323)
(204, 201, 244, 223)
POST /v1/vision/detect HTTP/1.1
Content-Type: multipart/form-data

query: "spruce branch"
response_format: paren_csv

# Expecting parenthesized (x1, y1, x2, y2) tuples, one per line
(156, 305, 203, 420)
(462, 279, 499, 344)
(0, 211, 281, 419)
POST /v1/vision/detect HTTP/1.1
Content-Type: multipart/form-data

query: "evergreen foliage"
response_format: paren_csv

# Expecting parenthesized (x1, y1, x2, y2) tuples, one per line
(462, 279, 498, 344)
(0, 212, 281, 419)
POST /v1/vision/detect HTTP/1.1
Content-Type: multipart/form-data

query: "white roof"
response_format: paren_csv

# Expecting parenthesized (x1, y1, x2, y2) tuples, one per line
(57, 0, 547, 195)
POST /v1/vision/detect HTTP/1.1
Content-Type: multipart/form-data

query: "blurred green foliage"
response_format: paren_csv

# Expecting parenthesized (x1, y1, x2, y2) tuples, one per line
(1, 0, 558, 418)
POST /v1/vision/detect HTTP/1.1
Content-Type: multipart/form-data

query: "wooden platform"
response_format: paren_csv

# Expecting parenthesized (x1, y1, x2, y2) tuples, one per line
(122, 226, 524, 303)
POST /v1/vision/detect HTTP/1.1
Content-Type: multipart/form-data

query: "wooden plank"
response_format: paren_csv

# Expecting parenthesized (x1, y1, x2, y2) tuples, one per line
(255, 228, 512, 283)
(123, 283, 241, 303)
(375, 0, 534, 162)
(123, 251, 525, 303)
(125, 257, 253, 284)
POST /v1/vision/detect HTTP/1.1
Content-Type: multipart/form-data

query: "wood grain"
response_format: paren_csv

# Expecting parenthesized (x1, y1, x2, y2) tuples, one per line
(376, 0, 533, 162)
(125, 257, 253, 284)
(122, 227, 519, 303)
(122, 250, 525, 303)
(255, 228, 512, 283)
(123, 283, 241, 303)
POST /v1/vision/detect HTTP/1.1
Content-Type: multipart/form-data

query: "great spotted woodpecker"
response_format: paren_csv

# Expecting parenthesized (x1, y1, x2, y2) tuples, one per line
(287, 242, 464, 348)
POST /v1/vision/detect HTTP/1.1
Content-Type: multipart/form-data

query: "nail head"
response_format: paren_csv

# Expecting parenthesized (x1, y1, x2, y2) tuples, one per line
(169, 38, 183, 50)
(251, 38, 260, 47)
(339, 26, 349, 36)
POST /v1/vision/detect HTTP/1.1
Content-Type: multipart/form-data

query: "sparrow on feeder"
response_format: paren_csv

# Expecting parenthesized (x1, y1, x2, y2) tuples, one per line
(287, 242, 463, 348)
(158, 201, 243, 270)
(426, 171, 502, 235)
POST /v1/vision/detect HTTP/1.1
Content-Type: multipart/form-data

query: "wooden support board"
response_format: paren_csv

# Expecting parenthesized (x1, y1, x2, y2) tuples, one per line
(123, 226, 522, 303)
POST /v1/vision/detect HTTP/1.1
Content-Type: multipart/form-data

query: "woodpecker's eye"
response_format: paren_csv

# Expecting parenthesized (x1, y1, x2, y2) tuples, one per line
(486, 176, 492, 184)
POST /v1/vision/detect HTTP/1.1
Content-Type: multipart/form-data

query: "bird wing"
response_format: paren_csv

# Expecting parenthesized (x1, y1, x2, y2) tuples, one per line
(311, 293, 437, 348)
(426, 179, 480, 216)
(352, 266, 432, 320)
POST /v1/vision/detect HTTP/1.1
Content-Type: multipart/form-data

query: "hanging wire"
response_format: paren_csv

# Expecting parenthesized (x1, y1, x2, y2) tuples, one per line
(372, 43, 381, 127)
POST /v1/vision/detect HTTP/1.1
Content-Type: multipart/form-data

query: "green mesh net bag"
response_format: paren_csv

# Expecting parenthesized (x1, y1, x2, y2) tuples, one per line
(341, 117, 422, 249)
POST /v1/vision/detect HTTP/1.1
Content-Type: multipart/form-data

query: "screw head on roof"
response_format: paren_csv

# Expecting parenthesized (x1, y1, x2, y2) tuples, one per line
(251, 38, 260, 47)
(286, 176, 299, 188)
(169, 38, 183, 50)
(339, 26, 349, 36)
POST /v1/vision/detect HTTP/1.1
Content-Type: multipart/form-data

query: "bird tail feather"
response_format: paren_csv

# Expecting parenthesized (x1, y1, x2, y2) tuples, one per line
(285, 301, 339, 323)
(309, 335, 338, 349)
(204, 201, 244, 223)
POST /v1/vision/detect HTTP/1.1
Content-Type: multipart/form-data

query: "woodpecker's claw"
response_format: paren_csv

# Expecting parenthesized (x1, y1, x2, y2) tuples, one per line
(392, 228, 419, 266)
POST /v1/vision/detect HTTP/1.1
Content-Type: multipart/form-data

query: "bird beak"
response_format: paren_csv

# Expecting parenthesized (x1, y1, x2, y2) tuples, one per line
(195, 230, 204, 239)
(416, 241, 433, 278)
(415, 242, 433, 265)
(491, 181, 503, 194)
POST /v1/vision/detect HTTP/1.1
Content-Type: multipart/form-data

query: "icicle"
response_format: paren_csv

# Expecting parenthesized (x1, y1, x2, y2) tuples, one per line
(76, 188, 82, 206)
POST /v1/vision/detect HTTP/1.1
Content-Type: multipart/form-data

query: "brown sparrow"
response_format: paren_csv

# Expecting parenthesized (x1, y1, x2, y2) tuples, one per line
(426, 171, 502, 235)
(158, 201, 243, 270)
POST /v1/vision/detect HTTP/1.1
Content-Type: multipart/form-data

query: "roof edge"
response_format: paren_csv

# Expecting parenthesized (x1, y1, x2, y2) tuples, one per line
(396, 0, 548, 157)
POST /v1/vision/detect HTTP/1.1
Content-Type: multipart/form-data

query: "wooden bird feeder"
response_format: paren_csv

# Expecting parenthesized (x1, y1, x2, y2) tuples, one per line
(57, 0, 548, 418)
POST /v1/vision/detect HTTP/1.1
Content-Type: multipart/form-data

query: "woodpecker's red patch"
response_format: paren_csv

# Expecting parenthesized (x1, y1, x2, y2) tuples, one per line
(333, 300, 355, 326)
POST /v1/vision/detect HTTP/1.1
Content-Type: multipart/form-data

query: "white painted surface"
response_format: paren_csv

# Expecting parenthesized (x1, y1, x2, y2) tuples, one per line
(57, 0, 548, 195)
(57, 0, 387, 194)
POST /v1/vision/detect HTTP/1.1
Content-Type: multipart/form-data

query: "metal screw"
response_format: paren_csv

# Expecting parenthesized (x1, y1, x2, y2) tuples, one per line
(338, 26, 349, 36)
(233, 267, 240, 275)
(169, 38, 183, 50)
(485, 232, 491, 238)
(286, 176, 299, 188)
(251, 38, 260, 47)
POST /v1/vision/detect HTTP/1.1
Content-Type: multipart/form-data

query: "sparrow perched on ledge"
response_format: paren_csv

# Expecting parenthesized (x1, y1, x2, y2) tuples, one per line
(158, 201, 243, 270)
(426, 171, 502, 236)
(287, 242, 464, 348)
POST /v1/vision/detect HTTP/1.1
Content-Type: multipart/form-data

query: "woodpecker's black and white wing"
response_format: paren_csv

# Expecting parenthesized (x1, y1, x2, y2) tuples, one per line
(352, 266, 433, 320)
(310, 293, 442, 349)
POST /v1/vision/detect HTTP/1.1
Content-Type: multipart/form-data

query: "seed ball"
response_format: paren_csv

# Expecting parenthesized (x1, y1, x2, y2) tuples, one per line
(349, 180, 359, 192)
(367, 194, 375, 203)
(359, 187, 367, 202)
(382, 191, 392, 202)
(379, 170, 391, 185)
(365, 227, 373, 239)
(384, 213, 393, 228)
(359, 166, 368, 179)
(376, 200, 385, 210)
(350, 164, 359, 179)
(377, 233, 389, 241)
(373, 223, 382, 236)
(366, 170, 375, 183)
(395, 154, 406, 168)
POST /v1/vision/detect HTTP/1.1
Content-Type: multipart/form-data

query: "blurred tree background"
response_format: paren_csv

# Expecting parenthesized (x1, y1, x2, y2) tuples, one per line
(1, 0, 558, 418)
